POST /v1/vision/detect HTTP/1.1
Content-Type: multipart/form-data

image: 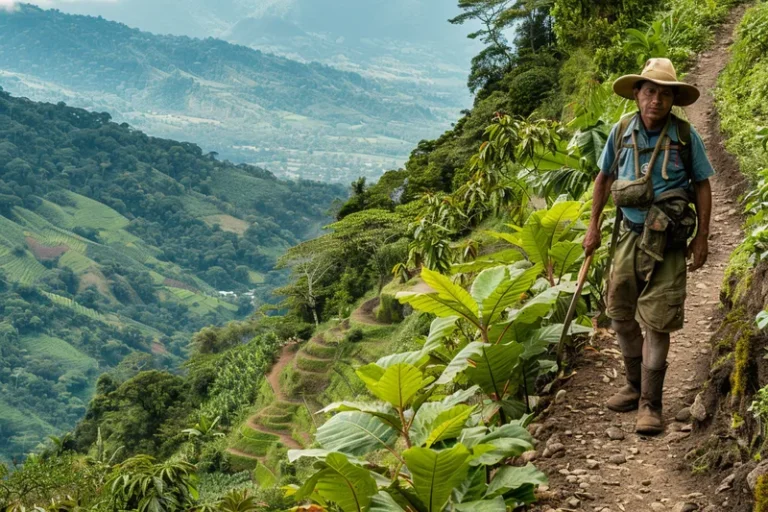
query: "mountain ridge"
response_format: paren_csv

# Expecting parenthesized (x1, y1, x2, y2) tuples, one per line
(0, 4, 461, 183)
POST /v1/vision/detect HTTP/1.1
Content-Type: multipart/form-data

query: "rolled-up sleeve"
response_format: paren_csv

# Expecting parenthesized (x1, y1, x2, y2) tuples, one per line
(690, 126, 715, 182)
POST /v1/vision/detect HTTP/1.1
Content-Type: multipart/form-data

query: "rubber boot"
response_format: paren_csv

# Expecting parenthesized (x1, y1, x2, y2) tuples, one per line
(606, 356, 642, 412)
(636, 363, 668, 435)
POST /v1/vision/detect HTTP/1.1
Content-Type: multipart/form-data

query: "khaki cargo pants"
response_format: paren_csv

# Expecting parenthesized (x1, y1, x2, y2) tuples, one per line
(607, 230, 687, 333)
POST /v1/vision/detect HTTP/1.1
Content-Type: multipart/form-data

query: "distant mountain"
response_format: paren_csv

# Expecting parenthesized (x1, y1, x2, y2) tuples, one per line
(0, 87, 344, 462)
(0, 4, 467, 183)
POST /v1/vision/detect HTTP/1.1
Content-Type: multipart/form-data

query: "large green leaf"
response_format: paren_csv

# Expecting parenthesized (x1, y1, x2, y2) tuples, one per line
(316, 411, 399, 456)
(312, 453, 378, 512)
(469, 424, 535, 466)
(570, 123, 608, 171)
(376, 351, 430, 369)
(451, 249, 524, 274)
(465, 343, 524, 399)
(318, 401, 401, 430)
(549, 241, 583, 282)
(485, 463, 548, 498)
(425, 405, 474, 448)
(453, 466, 487, 504)
(254, 462, 276, 488)
(369, 491, 407, 512)
(470, 266, 507, 308)
(543, 200, 582, 246)
(422, 316, 460, 353)
(410, 388, 480, 447)
(506, 286, 563, 325)
(358, 363, 429, 409)
(396, 292, 475, 321)
(419, 267, 479, 321)
(475, 265, 541, 326)
(403, 445, 471, 512)
(522, 138, 581, 171)
(455, 497, 507, 511)
(518, 210, 548, 265)
(435, 342, 486, 385)
(410, 402, 451, 448)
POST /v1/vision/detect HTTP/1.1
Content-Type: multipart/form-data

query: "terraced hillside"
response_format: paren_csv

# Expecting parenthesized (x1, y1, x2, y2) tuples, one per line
(0, 88, 344, 462)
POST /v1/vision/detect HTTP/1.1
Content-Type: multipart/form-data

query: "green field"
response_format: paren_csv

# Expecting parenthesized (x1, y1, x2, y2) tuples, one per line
(166, 287, 239, 316)
(41, 291, 104, 320)
(0, 245, 47, 284)
(20, 334, 99, 375)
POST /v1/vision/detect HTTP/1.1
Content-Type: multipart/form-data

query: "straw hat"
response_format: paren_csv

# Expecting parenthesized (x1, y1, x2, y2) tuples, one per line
(613, 58, 700, 106)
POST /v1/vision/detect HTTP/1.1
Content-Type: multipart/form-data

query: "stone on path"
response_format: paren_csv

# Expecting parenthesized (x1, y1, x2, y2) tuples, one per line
(690, 393, 708, 421)
(608, 454, 626, 465)
(675, 407, 692, 422)
(716, 473, 735, 493)
(673, 503, 699, 512)
(606, 427, 625, 440)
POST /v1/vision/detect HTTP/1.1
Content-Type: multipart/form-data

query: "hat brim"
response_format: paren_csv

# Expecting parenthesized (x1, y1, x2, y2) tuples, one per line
(613, 74, 700, 107)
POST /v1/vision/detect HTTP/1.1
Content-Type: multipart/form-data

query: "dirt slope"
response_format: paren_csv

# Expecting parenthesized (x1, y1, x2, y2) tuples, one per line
(532, 7, 748, 512)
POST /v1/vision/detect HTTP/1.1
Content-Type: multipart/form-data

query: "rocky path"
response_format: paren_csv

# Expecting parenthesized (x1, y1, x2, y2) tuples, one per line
(532, 7, 748, 512)
(267, 341, 300, 403)
(351, 297, 387, 326)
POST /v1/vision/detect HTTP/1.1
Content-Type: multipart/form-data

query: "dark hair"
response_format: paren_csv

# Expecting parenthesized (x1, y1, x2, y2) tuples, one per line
(633, 80, 678, 98)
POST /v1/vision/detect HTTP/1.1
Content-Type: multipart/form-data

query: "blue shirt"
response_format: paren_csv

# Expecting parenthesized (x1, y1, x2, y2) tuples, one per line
(598, 114, 715, 224)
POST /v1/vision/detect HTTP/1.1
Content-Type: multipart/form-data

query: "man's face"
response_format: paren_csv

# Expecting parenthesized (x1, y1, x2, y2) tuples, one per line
(634, 82, 675, 123)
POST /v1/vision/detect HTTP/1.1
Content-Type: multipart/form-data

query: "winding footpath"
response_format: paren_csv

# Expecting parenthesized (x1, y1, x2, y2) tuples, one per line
(532, 7, 748, 512)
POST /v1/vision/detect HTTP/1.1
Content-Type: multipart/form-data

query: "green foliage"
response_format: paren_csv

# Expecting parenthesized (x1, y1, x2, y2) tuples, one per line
(107, 455, 198, 511)
(718, 2, 768, 288)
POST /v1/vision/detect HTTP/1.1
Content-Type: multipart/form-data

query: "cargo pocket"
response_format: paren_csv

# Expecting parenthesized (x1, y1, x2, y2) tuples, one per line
(660, 289, 686, 332)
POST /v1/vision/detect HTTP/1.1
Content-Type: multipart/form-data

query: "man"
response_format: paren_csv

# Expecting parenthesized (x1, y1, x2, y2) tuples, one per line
(583, 58, 713, 435)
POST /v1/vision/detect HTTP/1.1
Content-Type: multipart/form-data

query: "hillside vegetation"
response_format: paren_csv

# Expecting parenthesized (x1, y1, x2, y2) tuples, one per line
(0, 4, 462, 183)
(6, 0, 768, 510)
(0, 88, 343, 463)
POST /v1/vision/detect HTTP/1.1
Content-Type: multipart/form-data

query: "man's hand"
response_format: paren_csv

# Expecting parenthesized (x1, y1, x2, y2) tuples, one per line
(583, 225, 602, 256)
(687, 233, 708, 271)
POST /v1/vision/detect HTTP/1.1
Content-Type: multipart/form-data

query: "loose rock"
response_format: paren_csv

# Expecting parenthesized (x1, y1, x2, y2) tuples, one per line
(566, 497, 581, 508)
(673, 503, 699, 512)
(716, 473, 736, 494)
(690, 393, 708, 422)
(675, 407, 692, 422)
(748, 460, 768, 490)
(608, 454, 626, 465)
(606, 427, 625, 440)
(543, 443, 565, 458)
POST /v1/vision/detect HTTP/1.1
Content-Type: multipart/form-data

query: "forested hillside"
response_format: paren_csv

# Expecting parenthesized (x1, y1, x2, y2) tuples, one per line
(0, 4, 462, 183)
(5, 0, 768, 510)
(0, 88, 343, 464)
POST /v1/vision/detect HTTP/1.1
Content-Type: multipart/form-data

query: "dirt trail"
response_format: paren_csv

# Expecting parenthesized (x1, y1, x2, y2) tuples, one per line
(245, 419, 301, 450)
(533, 8, 748, 512)
(225, 447, 262, 460)
(351, 297, 387, 326)
(266, 342, 299, 402)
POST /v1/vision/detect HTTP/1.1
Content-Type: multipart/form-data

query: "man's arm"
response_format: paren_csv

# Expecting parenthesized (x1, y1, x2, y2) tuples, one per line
(688, 178, 711, 271)
(583, 171, 616, 256)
